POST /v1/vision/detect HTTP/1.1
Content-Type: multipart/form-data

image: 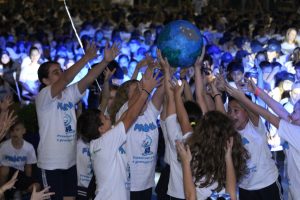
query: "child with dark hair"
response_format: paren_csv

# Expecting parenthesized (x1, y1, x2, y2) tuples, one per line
(0, 119, 40, 199)
(226, 81, 300, 200)
(82, 72, 159, 200)
(76, 109, 100, 200)
(225, 84, 283, 200)
(35, 42, 120, 200)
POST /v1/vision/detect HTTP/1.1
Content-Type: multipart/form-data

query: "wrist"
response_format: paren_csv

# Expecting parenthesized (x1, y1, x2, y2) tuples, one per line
(142, 88, 151, 96)
(254, 87, 261, 96)
(212, 93, 221, 99)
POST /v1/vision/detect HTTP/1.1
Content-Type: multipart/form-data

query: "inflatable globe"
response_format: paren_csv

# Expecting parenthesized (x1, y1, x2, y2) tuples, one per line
(157, 20, 203, 68)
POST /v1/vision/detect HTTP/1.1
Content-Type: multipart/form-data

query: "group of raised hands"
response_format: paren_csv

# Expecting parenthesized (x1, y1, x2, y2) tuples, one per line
(0, 171, 55, 200)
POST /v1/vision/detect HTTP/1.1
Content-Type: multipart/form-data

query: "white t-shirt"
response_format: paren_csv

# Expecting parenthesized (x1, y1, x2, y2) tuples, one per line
(196, 181, 226, 200)
(281, 42, 297, 55)
(278, 120, 300, 199)
(238, 118, 278, 190)
(36, 83, 84, 170)
(160, 119, 170, 165)
(90, 122, 130, 200)
(76, 138, 93, 188)
(0, 139, 37, 171)
(165, 114, 186, 199)
(117, 101, 160, 191)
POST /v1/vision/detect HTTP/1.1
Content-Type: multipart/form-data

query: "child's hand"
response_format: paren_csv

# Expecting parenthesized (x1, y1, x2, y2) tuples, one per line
(225, 83, 244, 99)
(104, 42, 121, 63)
(247, 78, 257, 94)
(103, 67, 116, 82)
(84, 42, 98, 60)
(30, 185, 55, 200)
(0, 170, 18, 192)
(157, 49, 171, 77)
(176, 141, 192, 164)
(141, 70, 161, 95)
(225, 137, 233, 160)
(170, 78, 185, 97)
(0, 110, 17, 141)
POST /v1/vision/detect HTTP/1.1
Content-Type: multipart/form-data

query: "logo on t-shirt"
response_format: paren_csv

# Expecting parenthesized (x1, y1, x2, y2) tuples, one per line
(118, 141, 126, 154)
(242, 137, 250, 145)
(141, 135, 153, 156)
(63, 114, 74, 134)
(134, 122, 157, 132)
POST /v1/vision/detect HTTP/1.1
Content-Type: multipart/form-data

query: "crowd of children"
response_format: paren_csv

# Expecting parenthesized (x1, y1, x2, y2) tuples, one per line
(1, 1, 300, 200)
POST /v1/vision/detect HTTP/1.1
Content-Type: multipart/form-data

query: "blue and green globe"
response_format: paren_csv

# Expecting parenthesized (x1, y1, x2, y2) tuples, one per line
(157, 20, 203, 68)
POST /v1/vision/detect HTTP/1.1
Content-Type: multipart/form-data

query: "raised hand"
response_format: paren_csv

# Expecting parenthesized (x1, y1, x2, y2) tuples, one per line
(103, 67, 116, 82)
(176, 141, 192, 164)
(141, 70, 161, 95)
(84, 42, 98, 60)
(104, 42, 121, 63)
(225, 82, 244, 99)
(225, 137, 233, 160)
(30, 185, 55, 200)
(0, 170, 18, 192)
(247, 78, 257, 94)
(170, 78, 185, 97)
(0, 95, 13, 112)
(0, 110, 17, 141)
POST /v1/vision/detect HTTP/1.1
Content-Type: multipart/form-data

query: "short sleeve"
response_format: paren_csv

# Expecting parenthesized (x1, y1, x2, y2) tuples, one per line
(278, 120, 300, 151)
(165, 114, 183, 150)
(36, 86, 54, 109)
(26, 143, 37, 164)
(90, 122, 127, 155)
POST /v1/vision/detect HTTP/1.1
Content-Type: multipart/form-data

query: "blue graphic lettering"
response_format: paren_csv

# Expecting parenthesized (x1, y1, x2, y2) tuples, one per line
(134, 122, 157, 132)
(57, 102, 74, 111)
(5, 155, 26, 162)
(63, 114, 74, 134)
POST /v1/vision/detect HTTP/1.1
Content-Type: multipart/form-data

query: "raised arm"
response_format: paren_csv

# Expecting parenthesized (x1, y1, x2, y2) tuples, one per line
(180, 69, 193, 102)
(225, 82, 280, 128)
(194, 47, 208, 114)
(173, 81, 193, 134)
(78, 42, 120, 94)
(225, 137, 237, 200)
(99, 68, 116, 112)
(253, 83, 290, 121)
(210, 78, 226, 114)
(176, 141, 196, 200)
(51, 42, 97, 97)
(158, 49, 175, 117)
(122, 72, 160, 132)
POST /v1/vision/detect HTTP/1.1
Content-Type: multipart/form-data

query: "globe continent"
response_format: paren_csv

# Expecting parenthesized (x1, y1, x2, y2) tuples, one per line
(157, 20, 203, 68)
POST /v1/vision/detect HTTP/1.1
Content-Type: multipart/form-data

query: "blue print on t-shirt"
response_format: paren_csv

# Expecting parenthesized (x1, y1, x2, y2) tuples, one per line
(242, 137, 250, 145)
(282, 141, 289, 150)
(82, 147, 90, 156)
(4, 155, 26, 162)
(133, 122, 156, 132)
(57, 102, 74, 111)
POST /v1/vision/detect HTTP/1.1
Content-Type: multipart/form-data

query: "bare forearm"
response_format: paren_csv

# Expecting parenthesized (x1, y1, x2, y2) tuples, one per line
(182, 161, 196, 200)
(225, 156, 237, 200)
(175, 93, 192, 134)
(64, 55, 90, 83)
(256, 88, 289, 121)
(195, 68, 208, 113)
(123, 91, 149, 131)
(99, 81, 110, 111)
(183, 80, 193, 101)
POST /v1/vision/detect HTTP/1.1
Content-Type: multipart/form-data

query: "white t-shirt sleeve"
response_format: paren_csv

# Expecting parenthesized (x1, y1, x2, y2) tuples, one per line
(36, 85, 54, 109)
(90, 122, 127, 155)
(26, 143, 37, 164)
(278, 120, 300, 150)
(66, 83, 86, 103)
(165, 114, 183, 150)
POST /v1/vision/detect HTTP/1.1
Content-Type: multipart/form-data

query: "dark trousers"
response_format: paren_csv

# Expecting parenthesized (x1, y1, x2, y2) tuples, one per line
(131, 187, 152, 200)
(239, 177, 283, 200)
